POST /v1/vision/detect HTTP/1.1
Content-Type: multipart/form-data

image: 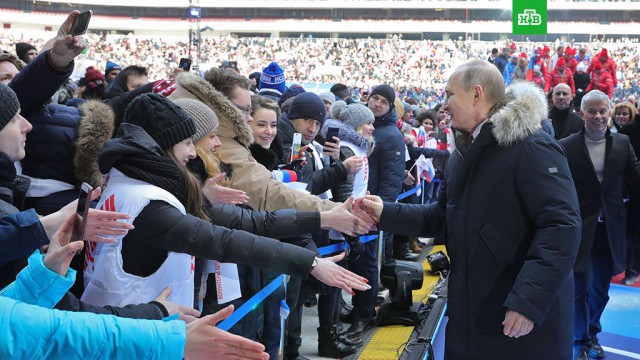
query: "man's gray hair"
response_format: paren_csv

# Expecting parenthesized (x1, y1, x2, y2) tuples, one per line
(581, 90, 612, 112)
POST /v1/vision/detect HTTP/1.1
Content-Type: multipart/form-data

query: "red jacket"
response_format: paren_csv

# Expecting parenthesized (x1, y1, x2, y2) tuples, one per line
(587, 57, 618, 87)
(546, 68, 575, 93)
(586, 71, 614, 99)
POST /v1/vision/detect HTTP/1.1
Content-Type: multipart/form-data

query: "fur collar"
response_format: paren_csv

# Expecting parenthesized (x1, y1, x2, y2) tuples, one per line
(73, 100, 114, 188)
(320, 119, 375, 155)
(490, 81, 547, 147)
(170, 73, 254, 147)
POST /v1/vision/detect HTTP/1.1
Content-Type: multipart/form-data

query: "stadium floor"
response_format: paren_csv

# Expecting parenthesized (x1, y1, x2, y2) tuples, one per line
(299, 245, 640, 359)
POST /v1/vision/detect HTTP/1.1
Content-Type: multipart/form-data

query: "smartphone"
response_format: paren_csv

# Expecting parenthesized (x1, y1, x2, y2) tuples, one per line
(70, 11, 92, 36)
(179, 58, 192, 72)
(325, 127, 340, 144)
(71, 182, 93, 242)
(290, 133, 302, 162)
(228, 61, 238, 70)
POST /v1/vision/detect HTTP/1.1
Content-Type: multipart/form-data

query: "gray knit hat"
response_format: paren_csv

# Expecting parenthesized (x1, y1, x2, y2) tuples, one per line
(172, 98, 218, 143)
(318, 91, 335, 106)
(329, 100, 347, 119)
(338, 103, 375, 130)
(0, 83, 20, 130)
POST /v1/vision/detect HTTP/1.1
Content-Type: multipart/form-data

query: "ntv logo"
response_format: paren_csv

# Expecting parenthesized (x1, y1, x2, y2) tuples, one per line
(517, 9, 542, 26)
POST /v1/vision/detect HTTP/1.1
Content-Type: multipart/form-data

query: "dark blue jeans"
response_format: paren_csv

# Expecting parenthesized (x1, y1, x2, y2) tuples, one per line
(574, 223, 615, 346)
(348, 238, 379, 320)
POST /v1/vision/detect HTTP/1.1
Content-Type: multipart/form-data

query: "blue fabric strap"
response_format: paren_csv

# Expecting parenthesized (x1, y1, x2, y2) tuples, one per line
(217, 275, 284, 331)
(397, 183, 421, 201)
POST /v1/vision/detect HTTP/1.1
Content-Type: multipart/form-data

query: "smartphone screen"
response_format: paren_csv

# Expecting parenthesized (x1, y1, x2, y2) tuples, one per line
(179, 58, 192, 71)
(71, 183, 93, 242)
(71, 11, 92, 36)
(291, 133, 302, 162)
(326, 127, 340, 144)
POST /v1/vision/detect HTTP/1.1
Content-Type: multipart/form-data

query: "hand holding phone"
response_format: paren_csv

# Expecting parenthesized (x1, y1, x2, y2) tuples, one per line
(325, 127, 340, 144)
(70, 182, 93, 242)
(70, 10, 92, 36)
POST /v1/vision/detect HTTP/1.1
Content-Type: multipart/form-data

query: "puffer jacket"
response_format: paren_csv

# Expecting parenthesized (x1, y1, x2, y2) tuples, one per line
(1, 251, 185, 360)
(168, 73, 336, 212)
(367, 107, 406, 202)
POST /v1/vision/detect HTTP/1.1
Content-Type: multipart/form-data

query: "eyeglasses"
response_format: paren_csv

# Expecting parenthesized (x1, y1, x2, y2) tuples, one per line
(233, 103, 251, 116)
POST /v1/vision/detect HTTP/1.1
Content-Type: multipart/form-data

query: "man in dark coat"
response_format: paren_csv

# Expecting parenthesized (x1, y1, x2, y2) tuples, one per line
(355, 60, 581, 360)
(550, 83, 583, 140)
(559, 90, 640, 360)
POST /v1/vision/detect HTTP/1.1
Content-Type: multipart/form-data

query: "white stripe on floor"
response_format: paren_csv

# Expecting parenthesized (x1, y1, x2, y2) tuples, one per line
(603, 346, 640, 359)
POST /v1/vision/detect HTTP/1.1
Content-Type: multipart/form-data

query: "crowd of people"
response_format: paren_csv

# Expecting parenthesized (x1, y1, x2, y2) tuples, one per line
(1, 10, 640, 360)
(3, 30, 640, 105)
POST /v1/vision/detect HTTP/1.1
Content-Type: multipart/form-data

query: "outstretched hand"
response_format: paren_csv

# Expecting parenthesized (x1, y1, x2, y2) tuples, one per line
(83, 187, 135, 242)
(343, 156, 364, 175)
(43, 214, 83, 276)
(310, 253, 371, 294)
(320, 196, 372, 236)
(184, 305, 269, 359)
(202, 174, 250, 205)
(154, 287, 201, 324)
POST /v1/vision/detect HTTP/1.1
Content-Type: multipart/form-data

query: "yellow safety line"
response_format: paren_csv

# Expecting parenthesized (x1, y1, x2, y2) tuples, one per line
(358, 245, 447, 360)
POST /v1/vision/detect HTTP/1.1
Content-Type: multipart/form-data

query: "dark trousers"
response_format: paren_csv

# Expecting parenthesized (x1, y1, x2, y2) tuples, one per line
(348, 238, 379, 320)
(574, 223, 615, 346)
(284, 276, 307, 358)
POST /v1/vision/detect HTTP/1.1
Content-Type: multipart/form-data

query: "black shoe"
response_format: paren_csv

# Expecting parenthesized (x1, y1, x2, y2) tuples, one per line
(304, 294, 318, 308)
(340, 298, 354, 323)
(574, 346, 589, 360)
(318, 325, 358, 358)
(589, 336, 605, 359)
(335, 322, 364, 347)
(344, 319, 375, 338)
(396, 243, 419, 261)
(621, 275, 639, 286)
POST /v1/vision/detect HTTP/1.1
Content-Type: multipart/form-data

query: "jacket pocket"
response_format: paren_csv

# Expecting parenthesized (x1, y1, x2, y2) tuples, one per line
(479, 223, 518, 266)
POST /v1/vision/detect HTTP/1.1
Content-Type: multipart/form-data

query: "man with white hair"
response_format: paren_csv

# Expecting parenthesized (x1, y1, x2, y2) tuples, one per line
(560, 90, 640, 360)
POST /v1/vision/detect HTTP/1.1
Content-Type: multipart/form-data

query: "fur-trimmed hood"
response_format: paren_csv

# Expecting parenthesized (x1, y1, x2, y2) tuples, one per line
(169, 72, 254, 147)
(73, 100, 115, 188)
(320, 119, 375, 156)
(490, 81, 547, 147)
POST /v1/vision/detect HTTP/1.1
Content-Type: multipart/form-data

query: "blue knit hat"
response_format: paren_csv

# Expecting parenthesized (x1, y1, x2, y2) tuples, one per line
(259, 62, 286, 95)
(287, 92, 327, 126)
(105, 61, 121, 77)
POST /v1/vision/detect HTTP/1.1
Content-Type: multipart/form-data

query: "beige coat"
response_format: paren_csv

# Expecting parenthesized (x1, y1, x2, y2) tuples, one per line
(169, 73, 336, 212)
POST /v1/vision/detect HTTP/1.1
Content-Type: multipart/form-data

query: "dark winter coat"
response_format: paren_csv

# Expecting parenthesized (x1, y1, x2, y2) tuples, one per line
(549, 107, 583, 140)
(99, 125, 317, 279)
(378, 82, 581, 360)
(367, 107, 406, 202)
(560, 129, 640, 274)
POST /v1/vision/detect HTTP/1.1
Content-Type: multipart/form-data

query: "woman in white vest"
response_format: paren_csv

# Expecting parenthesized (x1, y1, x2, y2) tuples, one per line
(173, 97, 372, 340)
(82, 93, 370, 310)
(318, 103, 376, 357)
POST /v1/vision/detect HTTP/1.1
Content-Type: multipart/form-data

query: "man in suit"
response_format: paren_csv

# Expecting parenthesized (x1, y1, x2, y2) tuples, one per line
(560, 90, 640, 360)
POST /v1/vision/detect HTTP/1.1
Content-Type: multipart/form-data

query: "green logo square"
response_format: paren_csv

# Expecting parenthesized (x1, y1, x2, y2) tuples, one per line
(513, 0, 547, 35)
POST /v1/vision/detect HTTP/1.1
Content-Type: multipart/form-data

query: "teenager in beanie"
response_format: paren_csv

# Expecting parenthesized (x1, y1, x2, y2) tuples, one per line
(259, 61, 286, 102)
(104, 61, 121, 85)
(82, 93, 369, 309)
(15, 42, 37, 64)
(279, 92, 365, 359)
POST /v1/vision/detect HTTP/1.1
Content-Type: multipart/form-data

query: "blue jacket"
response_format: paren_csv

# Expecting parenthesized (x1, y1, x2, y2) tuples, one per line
(503, 61, 518, 86)
(367, 107, 406, 202)
(0, 209, 48, 266)
(1, 251, 186, 359)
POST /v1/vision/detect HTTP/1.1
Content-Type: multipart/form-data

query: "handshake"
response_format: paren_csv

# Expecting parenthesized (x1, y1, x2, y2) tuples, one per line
(319, 194, 384, 238)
